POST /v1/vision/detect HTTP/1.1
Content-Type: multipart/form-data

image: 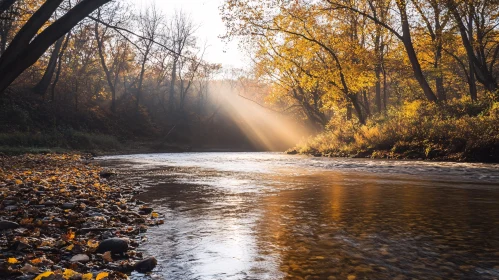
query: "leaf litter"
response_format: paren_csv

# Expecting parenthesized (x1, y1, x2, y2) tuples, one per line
(0, 154, 163, 279)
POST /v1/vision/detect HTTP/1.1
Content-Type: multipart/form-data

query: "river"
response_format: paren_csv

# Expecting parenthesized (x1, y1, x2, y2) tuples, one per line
(99, 152, 499, 279)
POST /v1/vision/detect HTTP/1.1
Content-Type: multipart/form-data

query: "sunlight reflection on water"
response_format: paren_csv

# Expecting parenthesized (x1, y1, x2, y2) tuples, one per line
(100, 153, 499, 279)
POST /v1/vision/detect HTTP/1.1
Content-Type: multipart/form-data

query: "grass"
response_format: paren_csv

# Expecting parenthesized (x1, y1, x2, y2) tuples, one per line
(0, 130, 122, 154)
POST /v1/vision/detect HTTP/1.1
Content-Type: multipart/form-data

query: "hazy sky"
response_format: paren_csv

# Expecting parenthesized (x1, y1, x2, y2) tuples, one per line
(132, 0, 246, 69)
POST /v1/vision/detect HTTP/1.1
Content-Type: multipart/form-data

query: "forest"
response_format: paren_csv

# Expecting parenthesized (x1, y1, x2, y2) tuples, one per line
(0, 0, 498, 161)
(222, 0, 499, 161)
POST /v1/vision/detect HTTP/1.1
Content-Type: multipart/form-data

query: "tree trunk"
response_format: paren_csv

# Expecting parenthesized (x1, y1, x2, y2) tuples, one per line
(435, 40, 446, 101)
(447, 0, 498, 92)
(397, 2, 438, 102)
(0, 0, 111, 94)
(349, 94, 365, 125)
(375, 65, 382, 112)
(168, 57, 178, 115)
(51, 33, 70, 101)
(94, 21, 116, 112)
(34, 36, 64, 95)
(0, 0, 64, 71)
(467, 10, 477, 101)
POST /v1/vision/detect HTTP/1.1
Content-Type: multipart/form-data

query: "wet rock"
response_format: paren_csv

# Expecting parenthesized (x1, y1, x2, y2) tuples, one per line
(139, 207, 153, 215)
(286, 149, 298, 155)
(134, 257, 157, 273)
(11, 240, 31, 251)
(5, 205, 18, 211)
(70, 254, 90, 263)
(2, 200, 17, 206)
(61, 203, 76, 210)
(99, 170, 116, 178)
(96, 238, 128, 254)
(0, 220, 19, 230)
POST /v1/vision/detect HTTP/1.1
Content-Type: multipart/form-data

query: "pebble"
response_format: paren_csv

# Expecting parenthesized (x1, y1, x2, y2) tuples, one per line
(0, 220, 19, 230)
(70, 254, 90, 263)
(61, 203, 76, 209)
(96, 238, 129, 254)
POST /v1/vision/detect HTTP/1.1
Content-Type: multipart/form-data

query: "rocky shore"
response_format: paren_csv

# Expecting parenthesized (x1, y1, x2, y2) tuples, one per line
(0, 154, 161, 279)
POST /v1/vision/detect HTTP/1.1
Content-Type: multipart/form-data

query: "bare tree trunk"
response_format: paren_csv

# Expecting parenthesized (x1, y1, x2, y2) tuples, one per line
(51, 33, 70, 101)
(168, 57, 178, 115)
(447, 0, 498, 92)
(34, 36, 65, 95)
(397, 2, 438, 102)
(0, 0, 112, 94)
(0, 0, 64, 71)
(94, 20, 117, 112)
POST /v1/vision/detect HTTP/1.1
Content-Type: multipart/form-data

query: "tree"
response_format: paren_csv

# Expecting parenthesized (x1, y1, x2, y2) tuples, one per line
(0, 0, 112, 94)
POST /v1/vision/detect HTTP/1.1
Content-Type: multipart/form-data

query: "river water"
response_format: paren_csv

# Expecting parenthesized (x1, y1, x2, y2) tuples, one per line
(100, 152, 499, 280)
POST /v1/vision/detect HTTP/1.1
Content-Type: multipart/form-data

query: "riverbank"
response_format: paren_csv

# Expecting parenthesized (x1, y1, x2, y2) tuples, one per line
(0, 154, 162, 279)
(289, 100, 499, 163)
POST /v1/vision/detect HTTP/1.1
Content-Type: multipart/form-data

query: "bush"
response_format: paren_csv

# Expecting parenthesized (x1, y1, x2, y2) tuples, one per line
(294, 99, 499, 162)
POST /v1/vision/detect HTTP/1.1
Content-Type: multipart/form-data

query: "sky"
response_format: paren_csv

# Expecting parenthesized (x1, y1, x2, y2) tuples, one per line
(131, 0, 247, 70)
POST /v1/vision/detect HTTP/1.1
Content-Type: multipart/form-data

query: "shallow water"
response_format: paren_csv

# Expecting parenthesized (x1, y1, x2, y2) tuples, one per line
(100, 152, 499, 279)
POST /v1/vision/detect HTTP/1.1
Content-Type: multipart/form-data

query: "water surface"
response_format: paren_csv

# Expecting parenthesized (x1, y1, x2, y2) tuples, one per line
(100, 153, 499, 279)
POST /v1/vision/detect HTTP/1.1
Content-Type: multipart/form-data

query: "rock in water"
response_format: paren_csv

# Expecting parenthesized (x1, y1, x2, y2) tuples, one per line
(96, 238, 128, 254)
(70, 254, 90, 263)
(134, 257, 157, 273)
(0, 220, 19, 230)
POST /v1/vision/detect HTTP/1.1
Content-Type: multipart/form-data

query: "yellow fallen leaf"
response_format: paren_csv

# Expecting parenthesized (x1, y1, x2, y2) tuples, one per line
(15, 179, 22, 184)
(96, 272, 109, 280)
(151, 212, 159, 218)
(82, 273, 93, 280)
(34, 271, 54, 280)
(63, 269, 79, 279)
(30, 258, 42, 264)
(87, 239, 99, 248)
(65, 244, 74, 251)
(7, 257, 19, 264)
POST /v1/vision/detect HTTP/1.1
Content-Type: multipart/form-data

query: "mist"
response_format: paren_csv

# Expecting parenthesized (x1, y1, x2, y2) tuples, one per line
(206, 81, 313, 151)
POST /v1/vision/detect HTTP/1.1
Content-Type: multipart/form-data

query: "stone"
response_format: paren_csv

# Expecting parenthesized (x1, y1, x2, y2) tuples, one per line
(61, 203, 76, 210)
(96, 238, 128, 254)
(99, 170, 116, 178)
(134, 257, 157, 273)
(70, 254, 90, 263)
(0, 220, 19, 230)
(4, 205, 18, 211)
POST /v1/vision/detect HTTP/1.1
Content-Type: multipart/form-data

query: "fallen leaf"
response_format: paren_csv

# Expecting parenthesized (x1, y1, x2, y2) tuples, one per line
(63, 268, 80, 279)
(96, 272, 109, 280)
(34, 271, 54, 280)
(7, 257, 20, 264)
(103, 251, 113, 262)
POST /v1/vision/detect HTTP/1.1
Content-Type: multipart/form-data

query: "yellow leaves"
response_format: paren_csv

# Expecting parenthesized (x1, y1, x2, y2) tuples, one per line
(63, 269, 79, 279)
(151, 212, 159, 218)
(65, 229, 76, 241)
(20, 218, 33, 225)
(82, 273, 93, 280)
(34, 271, 54, 280)
(15, 179, 22, 184)
(7, 257, 20, 264)
(31, 258, 43, 264)
(96, 272, 109, 280)
(87, 239, 99, 249)
(65, 244, 74, 251)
